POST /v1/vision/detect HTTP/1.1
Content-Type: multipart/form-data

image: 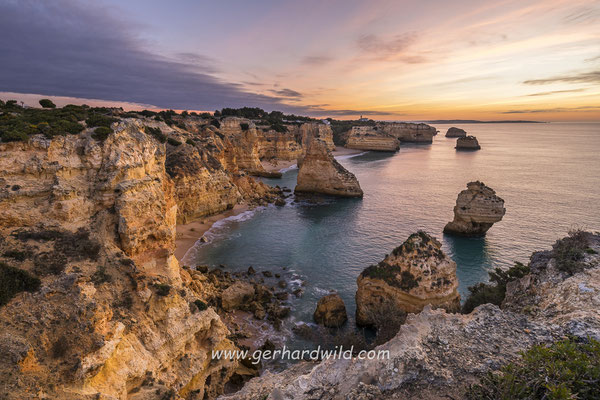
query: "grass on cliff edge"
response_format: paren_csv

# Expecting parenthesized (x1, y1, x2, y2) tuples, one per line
(462, 262, 530, 314)
(0, 262, 41, 306)
(467, 336, 600, 400)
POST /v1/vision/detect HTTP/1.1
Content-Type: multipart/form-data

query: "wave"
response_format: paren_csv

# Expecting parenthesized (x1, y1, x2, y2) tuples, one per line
(335, 151, 368, 160)
(279, 164, 298, 173)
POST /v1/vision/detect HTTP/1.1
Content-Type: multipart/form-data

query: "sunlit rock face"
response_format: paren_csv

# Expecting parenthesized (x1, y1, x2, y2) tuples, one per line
(294, 137, 363, 197)
(355, 231, 460, 327)
(456, 135, 481, 150)
(345, 126, 400, 151)
(378, 122, 436, 143)
(444, 181, 506, 237)
(0, 120, 240, 399)
(445, 127, 467, 137)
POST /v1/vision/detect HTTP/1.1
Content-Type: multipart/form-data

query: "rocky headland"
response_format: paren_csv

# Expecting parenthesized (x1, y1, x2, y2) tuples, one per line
(456, 135, 481, 150)
(295, 137, 363, 197)
(222, 232, 600, 400)
(345, 126, 400, 152)
(355, 231, 460, 327)
(344, 122, 436, 151)
(444, 181, 506, 237)
(445, 127, 467, 138)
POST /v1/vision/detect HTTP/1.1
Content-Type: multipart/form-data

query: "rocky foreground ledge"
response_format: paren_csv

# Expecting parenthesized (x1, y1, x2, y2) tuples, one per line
(223, 233, 600, 400)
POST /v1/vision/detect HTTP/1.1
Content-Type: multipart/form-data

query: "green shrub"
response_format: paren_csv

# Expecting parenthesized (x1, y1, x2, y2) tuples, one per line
(92, 126, 114, 141)
(240, 123, 249, 131)
(91, 265, 111, 285)
(467, 337, 600, 400)
(167, 137, 182, 146)
(552, 230, 591, 274)
(193, 299, 208, 311)
(210, 119, 221, 128)
(462, 262, 530, 313)
(3, 250, 28, 261)
(154, 283, 171, 296)
(145, 126, 167, 143)
(0, 262, 41, 306)
(185, 138, 195, 146)
(39, 99, 56, 109)
(86, 113, 117, 128)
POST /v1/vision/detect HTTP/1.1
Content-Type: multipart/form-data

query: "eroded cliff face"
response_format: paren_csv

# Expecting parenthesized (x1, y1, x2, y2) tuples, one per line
(355, 231, 460, 327)
(344, 122, 436, 151)
(223, 233, 600, 400)
(0, 121, 241, 399)
(294, 137, 363, 197)
(345, 126, 399, 152)
(444, 181, 506, 237)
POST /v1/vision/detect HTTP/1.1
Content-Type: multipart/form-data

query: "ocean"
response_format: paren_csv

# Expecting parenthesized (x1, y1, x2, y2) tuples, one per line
(183, 122, 600, 335)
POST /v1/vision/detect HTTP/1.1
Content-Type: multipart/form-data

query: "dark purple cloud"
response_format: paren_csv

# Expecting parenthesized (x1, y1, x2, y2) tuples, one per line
(523, 71, 600, 85)
(0, 0, 302, 111)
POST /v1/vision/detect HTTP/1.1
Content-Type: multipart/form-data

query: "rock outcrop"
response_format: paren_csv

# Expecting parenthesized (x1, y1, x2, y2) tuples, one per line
(313, 293, 348, 328)
(456, 135, 481, 150)
(295, 138, 363, 197)
(444, 181, 506, 237)
(378, 122, 436, 143)
(445, 127, 467, 137)
(345, 126, 400, 151)
(356, 231, 460, 327)
(0, 121, 241, 399)
(223, 233, 600, 400)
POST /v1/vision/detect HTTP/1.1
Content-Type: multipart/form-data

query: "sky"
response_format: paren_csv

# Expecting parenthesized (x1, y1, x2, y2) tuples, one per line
(1, 0, 599, 121)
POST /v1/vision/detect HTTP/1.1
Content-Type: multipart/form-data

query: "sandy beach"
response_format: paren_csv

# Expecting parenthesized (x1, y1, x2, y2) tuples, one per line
(261, 159, 296, 173)
(175, 204, 249, 261)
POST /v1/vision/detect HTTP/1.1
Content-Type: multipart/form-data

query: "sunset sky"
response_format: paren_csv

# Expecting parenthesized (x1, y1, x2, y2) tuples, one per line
(1, 0, 599, 121)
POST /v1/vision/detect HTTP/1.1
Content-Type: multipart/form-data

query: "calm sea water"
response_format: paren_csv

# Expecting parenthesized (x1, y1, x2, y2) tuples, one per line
(184, 122, 600, 331)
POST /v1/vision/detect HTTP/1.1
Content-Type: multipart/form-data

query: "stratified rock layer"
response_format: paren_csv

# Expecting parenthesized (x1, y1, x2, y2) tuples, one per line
(346, 126, 400, 151)
(379, 122, 436, 143)
(445, 127, 467, 137)
(456, 135, 481, 150)
(356, 231, 460, 327)
(444, 181, 505, 237)
(295, 138, 363, 197)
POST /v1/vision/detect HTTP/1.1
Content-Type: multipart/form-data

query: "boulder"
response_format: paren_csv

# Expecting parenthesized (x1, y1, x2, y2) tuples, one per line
(445, 127, 467, 138)
(313, 293, 348, 328)
(356, 231, 460, 327)
(295, 138, 363, 197)
(456, 135, 481, 150)
(221, 281, 255, 311)
(444, 181, 505, 237)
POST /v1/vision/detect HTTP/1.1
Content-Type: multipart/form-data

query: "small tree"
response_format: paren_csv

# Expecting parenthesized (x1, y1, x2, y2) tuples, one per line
(39, 99, 56, 109)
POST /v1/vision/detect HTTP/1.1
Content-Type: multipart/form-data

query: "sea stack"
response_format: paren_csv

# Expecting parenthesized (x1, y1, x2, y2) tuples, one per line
(445, 127, 467, 138)
(295, 137, 363, 197)
(456, 135, 481, 150)
(313, 293, 348, 328)
(444, 181, 505, 237)
(355, 231, 460, 327)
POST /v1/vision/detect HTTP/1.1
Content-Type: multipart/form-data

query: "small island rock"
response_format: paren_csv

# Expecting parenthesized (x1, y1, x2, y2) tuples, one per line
(445, 127, 467, 138)
(314, 293, 348, 327)
(444, 181, 505, 237)
(456, 135, 481, 150)
(356, 231, 460, 327)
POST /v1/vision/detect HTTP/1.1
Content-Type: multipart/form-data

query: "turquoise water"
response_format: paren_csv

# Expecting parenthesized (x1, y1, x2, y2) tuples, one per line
(184, 122, 600, 329)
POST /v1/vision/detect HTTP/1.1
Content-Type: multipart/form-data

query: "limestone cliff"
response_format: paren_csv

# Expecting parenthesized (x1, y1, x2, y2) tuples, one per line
(0, 121, 241, 399)
(345, 126, 399, 152)
(223, 233, 600, 400)
(294, 138, 363, 197)
(444, 181, 506, 237)
(355, 231, 460, 327)
(378, 122, 436, 143)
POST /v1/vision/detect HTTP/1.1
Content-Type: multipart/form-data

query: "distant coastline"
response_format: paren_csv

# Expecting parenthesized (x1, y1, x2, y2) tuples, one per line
(423, 119, 546, 124)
